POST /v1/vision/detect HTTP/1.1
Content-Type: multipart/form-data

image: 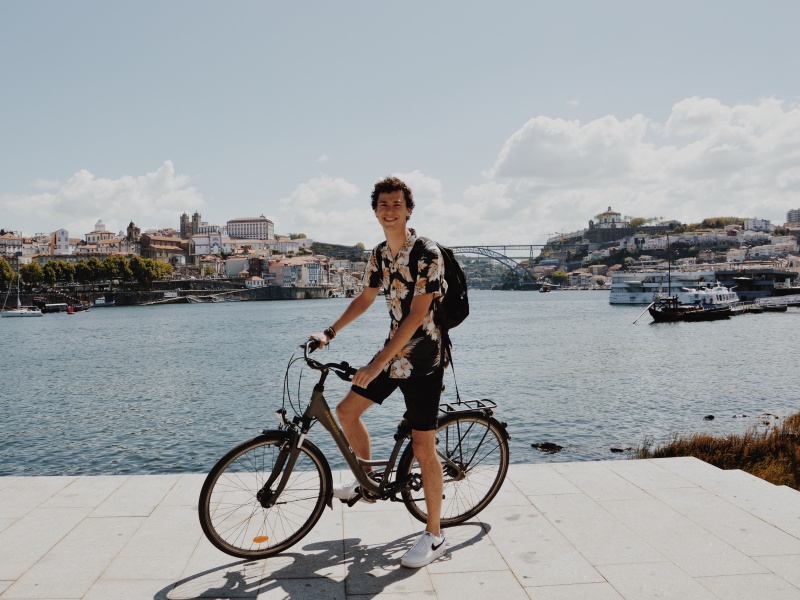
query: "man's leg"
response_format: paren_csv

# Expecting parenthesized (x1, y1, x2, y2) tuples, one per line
(411, 429, 442, 536)
(335, 390, 375, 472)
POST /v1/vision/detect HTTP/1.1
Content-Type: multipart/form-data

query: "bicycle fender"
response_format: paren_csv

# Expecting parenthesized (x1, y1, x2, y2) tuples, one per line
(438, 411, 511, 441)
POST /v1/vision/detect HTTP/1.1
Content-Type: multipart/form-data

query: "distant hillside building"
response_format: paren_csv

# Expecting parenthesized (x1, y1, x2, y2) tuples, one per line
(227, 215, 274, 240)
(140, 234, 189, 265)
(180, 212, 221, 238)
(585, 207, 633, 243)
(85, 220, 115, 244)
(52, 229, 71, 255)
(0, 231, 22, 256)
(787, 208, 800, 224)
(744, 218, 770, 231)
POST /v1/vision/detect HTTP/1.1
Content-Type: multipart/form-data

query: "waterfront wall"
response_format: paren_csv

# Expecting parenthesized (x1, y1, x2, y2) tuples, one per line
(10, 285, 331, 307)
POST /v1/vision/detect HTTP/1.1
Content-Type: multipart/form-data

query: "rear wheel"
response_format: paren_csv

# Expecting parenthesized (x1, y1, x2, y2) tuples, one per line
(198, 433, 330, 559)
(398, 413, 509, 527)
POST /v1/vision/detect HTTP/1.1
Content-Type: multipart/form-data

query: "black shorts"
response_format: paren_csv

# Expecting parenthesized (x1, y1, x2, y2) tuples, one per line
(351, 368, 444, 431)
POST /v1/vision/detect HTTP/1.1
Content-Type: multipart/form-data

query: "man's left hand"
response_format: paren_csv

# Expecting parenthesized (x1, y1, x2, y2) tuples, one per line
(352, 362, 383, 389)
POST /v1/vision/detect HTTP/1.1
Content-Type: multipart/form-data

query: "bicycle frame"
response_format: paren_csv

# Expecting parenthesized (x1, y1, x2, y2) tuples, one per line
(267, 365, 411, 506)
(263, 344, 502, 508)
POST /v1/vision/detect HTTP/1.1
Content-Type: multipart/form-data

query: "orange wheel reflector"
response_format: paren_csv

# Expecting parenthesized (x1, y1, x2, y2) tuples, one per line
(253, 535, 269, 544)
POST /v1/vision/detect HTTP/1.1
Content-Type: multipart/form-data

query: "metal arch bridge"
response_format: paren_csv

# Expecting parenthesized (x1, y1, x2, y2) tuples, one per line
(449, 245, 548, 270)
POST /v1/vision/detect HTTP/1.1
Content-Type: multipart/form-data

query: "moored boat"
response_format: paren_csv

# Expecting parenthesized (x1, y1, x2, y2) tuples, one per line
(2, 278, 44, 317)
(676, 282, 740, 308)
(1, 305, 43, 317)
(648, 296, 732, 323)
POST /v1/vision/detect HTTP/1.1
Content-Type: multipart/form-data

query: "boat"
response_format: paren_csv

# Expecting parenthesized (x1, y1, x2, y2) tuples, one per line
(675, 282, 740, 308)
(93, 297, 115, 307)
(1, 305, 43, 317)
(609, 269, 716, 304)
(539, 284, 551, 293)
(648, 295, 732, 323)
(41, 302, 69, 313)
(1, 278, 44, 317)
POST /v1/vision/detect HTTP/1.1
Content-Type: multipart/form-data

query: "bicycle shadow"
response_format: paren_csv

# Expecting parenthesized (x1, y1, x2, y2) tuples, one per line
(155, 522, 489, 599)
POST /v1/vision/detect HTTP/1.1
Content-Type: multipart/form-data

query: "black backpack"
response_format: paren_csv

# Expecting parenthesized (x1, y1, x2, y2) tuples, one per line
(413, 237, 469, 332)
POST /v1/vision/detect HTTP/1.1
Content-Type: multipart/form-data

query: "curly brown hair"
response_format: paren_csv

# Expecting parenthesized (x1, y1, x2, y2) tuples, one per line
(370, 176, 415, 215)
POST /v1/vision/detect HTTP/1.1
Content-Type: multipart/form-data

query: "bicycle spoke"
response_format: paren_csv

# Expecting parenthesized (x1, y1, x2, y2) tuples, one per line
(199, 435, 328, 558)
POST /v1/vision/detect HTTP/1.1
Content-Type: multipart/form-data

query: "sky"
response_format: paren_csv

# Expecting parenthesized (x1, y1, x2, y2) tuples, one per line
(2, 1, 800, 248)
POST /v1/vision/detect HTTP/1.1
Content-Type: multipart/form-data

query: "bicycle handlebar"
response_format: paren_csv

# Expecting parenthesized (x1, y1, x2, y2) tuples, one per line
(302, 340, 358, 382)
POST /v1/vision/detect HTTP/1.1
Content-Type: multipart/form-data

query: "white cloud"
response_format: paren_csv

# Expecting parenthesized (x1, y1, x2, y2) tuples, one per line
(480, 97, 800, 242)
(317, 154, 329, 164)
(275, 175, 374, 244)
(31, 178, 61, 190)
(2, 161, 204, 237)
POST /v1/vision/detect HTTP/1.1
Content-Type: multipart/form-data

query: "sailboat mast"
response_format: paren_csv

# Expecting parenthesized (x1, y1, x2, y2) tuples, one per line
(667, 234, 671, 295)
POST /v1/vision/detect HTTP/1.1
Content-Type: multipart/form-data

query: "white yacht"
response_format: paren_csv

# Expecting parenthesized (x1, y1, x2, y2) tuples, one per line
(609, 269, 717, 304)
(676, 283, 740, 307)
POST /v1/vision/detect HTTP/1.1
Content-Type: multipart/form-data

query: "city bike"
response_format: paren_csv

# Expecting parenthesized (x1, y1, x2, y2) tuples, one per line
(198, 341, 510, 559)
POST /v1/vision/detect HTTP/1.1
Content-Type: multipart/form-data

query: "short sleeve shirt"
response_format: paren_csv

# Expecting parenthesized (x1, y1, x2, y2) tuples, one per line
(365, 229, 445, 379)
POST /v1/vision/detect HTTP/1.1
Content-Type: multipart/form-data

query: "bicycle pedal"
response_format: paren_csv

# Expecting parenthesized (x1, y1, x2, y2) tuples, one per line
(344, 494, 376, 507)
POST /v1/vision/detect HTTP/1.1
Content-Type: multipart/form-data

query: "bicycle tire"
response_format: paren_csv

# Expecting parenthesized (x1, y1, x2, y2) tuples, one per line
(198, 433, 331, 559)
(398, 412, 509, 527)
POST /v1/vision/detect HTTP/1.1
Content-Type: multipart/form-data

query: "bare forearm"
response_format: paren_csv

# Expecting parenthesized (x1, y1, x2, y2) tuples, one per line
(370, 295, 432, 370)
(331, 292, 373, 333)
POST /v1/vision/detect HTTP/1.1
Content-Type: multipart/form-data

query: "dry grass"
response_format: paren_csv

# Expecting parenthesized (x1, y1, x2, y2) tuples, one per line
(634, 412, 800, 491)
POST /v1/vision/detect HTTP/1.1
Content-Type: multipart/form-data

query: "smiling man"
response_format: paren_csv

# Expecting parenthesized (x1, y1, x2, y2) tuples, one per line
(310, 175, 448, 568)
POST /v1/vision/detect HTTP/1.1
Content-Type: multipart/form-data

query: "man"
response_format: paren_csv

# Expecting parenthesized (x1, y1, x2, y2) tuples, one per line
(310, 176, 447, 569)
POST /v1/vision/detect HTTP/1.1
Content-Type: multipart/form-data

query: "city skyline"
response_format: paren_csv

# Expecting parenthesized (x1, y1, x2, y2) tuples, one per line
(2, 2, 800, 247)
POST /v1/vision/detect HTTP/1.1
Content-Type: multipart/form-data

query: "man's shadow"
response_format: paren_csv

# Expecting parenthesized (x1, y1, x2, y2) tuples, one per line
(156, 522, 489, 599)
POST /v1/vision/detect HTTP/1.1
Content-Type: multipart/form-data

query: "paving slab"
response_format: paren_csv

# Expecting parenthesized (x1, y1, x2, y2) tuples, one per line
(1, 459, 799, 599)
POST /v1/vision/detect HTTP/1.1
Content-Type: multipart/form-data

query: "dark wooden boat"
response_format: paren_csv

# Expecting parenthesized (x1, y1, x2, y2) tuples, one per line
(648, 296, 732, 323)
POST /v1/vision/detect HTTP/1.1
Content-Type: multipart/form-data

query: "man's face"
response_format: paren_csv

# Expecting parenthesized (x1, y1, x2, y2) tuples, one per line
(374, 190, 411, 230)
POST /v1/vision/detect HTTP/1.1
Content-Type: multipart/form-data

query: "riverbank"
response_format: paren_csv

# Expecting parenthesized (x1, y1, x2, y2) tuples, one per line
(635, 412, 800, 491)
(7, 283, 332, 308)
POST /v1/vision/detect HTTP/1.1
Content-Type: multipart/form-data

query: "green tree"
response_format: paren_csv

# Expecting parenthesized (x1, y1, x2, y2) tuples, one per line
(43, 261, 58, 285)
(203, 265, 216, 277)
(130, 256, 172, 286)
(701, 217, 745, 229)
(20, 262, 44, 287)
(75, 260, 92, 284)
(288, 233, 307, 239)
(102, 255, 132, 282)
(550, 269, 569, 285)
(86, 257, 103, 283)
(629, 217, 647, 228)
(0, 257, 14, 289)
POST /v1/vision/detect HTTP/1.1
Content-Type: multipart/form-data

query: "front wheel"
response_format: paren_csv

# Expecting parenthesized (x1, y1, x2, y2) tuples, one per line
(398, 412, 509, 527)
(198, 433, 331, 559)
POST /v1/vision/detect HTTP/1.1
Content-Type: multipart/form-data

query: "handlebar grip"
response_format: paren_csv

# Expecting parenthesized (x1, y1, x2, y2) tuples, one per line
(306, 338, 321, 353)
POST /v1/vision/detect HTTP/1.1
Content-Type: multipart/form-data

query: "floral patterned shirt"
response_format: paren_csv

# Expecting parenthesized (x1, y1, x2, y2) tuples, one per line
(366, 229, 445, 379)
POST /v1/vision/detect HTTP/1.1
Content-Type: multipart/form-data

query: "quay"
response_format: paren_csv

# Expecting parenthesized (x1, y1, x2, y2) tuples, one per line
(2, 459, 800, 599)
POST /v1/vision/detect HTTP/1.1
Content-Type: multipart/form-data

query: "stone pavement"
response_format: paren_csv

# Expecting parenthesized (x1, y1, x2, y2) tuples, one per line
(1, 458, 800, 599)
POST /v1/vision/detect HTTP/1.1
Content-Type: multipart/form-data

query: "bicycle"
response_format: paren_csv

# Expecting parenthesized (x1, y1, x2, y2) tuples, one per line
(198, 340, 511, 559)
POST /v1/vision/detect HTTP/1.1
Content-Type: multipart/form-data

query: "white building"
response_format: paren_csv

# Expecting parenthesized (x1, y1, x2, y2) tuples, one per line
(744, 218, 771, 232)
(786, 208, 800, 224)
(85, 220, 116, 244)
(245, 276, 266, 288)
(226, 215, 274, 240)
(267, 238, 301, 254)
(190, 233, 223, 256)
(52, 229, 71, 255)
(0, 232, 22, 256)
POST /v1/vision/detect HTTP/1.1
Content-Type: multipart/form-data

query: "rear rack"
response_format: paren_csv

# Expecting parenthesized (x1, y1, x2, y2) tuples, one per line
(439, 398, 497, 414)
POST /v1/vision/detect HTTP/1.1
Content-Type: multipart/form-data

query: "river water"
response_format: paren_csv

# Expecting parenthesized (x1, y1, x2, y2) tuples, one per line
(1, 290, 798, 476)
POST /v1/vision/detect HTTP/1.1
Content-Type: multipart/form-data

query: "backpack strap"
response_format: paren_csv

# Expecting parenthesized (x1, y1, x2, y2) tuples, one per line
(412, 237, 462, 403)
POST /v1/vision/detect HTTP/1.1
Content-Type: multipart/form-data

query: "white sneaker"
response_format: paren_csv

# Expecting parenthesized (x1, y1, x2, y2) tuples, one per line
(332, 478, 361, 501)
(400, 531, 446, 568)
